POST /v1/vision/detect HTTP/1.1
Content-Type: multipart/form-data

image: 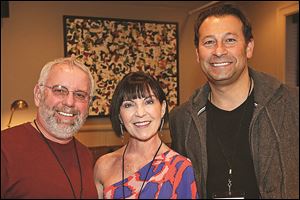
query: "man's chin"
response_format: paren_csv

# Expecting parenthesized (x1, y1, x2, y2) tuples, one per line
(57, 117, 77, 124)
(57, 122, 81, 131)
(58, 121, 76, 127)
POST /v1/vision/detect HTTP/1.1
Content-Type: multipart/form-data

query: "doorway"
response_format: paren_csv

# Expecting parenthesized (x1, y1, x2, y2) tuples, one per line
(285, 12, 299, 87)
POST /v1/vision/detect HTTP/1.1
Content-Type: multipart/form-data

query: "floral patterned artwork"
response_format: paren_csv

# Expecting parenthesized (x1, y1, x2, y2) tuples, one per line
(63, 16, 179, 117)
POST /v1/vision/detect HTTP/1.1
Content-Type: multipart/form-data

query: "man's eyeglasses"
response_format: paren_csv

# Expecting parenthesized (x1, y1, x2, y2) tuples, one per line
(40, 85, 90, 102)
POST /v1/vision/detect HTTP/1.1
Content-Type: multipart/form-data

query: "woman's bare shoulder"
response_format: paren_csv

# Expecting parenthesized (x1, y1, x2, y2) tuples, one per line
(94, 147, 124, 177)
(96, 148, 123, 166)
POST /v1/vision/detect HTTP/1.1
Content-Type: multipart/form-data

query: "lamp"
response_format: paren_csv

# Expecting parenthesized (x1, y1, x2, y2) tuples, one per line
(7, 99, 29, 128)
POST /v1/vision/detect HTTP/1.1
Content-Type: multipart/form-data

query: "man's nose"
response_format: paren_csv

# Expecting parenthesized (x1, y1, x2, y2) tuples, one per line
(213, 42, 228, 57)
(62, 92, 76, 107)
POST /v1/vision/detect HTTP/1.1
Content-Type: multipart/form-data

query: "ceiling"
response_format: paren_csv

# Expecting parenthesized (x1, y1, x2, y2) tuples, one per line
(101, 1, 218, 14)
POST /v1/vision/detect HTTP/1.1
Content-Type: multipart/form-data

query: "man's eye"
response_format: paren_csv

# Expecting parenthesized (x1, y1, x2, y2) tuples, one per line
(203, 40, 215, 47)
(225, 38, 237, 44)
(53, 89, 67, 94)
(74, 92, 86, 99)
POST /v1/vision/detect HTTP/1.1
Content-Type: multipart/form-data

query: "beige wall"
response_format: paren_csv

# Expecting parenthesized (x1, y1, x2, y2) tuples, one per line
(238, 1, 299, 80)
(1, 1, 298, 147)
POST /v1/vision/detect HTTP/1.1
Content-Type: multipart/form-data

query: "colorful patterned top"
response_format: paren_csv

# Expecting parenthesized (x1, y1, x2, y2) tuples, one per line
(103, 149, 199, 199)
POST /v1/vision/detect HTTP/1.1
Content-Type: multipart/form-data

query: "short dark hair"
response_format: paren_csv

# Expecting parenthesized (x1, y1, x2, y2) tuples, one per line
(194, 4, 253, 48)
(109, 71, 168, 137)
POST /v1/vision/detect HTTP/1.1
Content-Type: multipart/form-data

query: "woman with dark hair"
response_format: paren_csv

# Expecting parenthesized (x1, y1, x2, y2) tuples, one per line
(94, 71, 198, 199)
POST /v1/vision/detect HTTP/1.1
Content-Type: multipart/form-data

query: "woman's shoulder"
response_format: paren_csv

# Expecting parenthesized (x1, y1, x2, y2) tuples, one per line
(95, 147, 123, 170)
(166, 149, 193, 165)
(94, 147, 124, 181)
(94, 147, 126, 189)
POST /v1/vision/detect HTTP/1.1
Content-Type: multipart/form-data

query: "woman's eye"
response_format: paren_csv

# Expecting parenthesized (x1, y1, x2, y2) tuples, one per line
(122, 102, 133, 108)
(145, 99, 154, 105)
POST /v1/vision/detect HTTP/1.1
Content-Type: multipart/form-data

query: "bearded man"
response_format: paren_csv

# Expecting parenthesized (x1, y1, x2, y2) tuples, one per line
(1, 57, 98, 199)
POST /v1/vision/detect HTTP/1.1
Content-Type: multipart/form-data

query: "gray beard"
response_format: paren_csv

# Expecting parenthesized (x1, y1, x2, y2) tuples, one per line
(39, 101, 87, 140)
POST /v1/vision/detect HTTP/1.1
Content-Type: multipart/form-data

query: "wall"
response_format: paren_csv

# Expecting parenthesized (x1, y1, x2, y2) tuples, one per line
(238, 1, 299, 80)
(1, 1, 298, 147)
(1, 1, 192, 134)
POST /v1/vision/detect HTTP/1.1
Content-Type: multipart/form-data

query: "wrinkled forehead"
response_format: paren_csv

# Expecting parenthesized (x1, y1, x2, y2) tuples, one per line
(46, 64, 90, 89)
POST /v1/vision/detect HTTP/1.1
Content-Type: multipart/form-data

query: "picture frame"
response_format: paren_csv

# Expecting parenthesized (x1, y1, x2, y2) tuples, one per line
(63, 15, 179, 117)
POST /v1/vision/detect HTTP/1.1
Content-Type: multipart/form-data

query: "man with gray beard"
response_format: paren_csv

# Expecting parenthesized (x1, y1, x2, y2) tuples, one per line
(1, 57, 98, 199)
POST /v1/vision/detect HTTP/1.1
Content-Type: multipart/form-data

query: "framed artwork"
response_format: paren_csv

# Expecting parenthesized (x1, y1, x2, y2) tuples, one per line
(63, 15, 179, 117)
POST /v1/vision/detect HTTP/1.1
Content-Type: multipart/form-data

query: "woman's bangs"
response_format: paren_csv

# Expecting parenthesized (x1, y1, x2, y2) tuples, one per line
(123, 82, 151, 101)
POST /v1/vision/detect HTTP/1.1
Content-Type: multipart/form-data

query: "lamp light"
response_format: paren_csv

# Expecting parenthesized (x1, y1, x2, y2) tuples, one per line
(7, 99, 29, 128)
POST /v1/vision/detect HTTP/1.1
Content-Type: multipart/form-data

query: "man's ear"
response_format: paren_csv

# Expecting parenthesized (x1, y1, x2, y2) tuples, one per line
(195, 48, 200, 63)
(34, 85, 42, 107)
(246, 39, 254, 59)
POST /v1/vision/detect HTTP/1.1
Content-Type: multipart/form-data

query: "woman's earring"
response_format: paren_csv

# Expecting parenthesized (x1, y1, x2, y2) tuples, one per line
(120, 123, 124, 143)
(159, 118, 164, 138)
(159, 118, 164, 132)
(120, 123, 124, 135)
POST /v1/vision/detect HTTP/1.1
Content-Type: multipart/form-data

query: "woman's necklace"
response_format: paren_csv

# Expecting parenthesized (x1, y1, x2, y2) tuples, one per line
(33, 120, 83, 199)
(122, 140, 163, 199)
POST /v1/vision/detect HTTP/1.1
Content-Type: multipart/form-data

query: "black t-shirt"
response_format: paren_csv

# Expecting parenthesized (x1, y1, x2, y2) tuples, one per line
(206, 91, 260, 199)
